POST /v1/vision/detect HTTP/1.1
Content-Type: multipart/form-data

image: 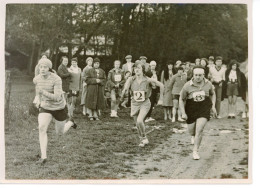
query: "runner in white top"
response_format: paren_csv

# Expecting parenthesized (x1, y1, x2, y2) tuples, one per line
(121, 62, 164, 147)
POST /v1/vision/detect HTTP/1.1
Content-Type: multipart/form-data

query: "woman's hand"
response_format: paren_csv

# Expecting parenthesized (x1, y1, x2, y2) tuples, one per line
(211, 107, 217, 118)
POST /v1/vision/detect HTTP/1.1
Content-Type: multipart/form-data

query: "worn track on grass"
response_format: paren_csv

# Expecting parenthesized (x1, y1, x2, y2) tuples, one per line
(124, 99, 249, 179)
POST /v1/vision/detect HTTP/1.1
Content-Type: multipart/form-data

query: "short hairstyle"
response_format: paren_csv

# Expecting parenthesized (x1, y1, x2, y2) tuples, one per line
(176, 66, 184, 71)
(200, 58, 208, 65)
(93, 58, 101, 63)
(60, 56, 68, 63)
(134, 62, 146, 75)
(229, 59, 239, 69)
(166, 60, 173, 65)
(71, 57, 78, 62)
(114, 60, 121, 65)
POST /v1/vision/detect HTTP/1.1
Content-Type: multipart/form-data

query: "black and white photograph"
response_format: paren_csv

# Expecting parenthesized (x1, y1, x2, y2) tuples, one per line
(1, 0, 253, 183)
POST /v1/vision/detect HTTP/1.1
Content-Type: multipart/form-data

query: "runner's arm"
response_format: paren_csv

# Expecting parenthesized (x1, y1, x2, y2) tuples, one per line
(179, 88, 187, 116)
(121, 77, 132, 99)
(148, 78, 164, 101)
(41, 78, 63, 101)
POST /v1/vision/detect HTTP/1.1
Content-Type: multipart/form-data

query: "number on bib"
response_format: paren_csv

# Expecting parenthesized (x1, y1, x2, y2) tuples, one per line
(133, 91, 145, 102)
(114, 74, 122, 82)
(192, 90, 206, 102)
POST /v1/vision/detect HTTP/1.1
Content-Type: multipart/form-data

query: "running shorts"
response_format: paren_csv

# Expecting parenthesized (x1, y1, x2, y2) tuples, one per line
(130, 98, 151, 117)
(185, 97, 212, 124)
(39, 107, 68, 121)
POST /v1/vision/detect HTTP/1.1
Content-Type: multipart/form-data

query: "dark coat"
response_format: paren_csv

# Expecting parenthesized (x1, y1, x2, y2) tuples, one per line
(222, 68, 247, 101)
(57, 64, 71, 92)
(85, 68, 106, 110)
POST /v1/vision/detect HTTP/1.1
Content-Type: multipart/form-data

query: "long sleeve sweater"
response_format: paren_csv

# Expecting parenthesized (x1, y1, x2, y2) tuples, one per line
(33, 73, 66, 110)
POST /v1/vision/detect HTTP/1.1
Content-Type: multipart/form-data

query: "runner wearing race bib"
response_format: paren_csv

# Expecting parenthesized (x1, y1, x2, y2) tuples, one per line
(179, 65, 217, 160)
(67, 58, 81, 118)
(106, 60, 125, 118)
(121, 62, 164, 147)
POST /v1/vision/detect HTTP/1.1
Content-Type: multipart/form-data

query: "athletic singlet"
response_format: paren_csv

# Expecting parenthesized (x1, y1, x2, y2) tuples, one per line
(130, 76, 152, 102)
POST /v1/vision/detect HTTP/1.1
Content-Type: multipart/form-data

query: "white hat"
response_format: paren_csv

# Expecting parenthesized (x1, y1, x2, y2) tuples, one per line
(38, 58, 52, 69)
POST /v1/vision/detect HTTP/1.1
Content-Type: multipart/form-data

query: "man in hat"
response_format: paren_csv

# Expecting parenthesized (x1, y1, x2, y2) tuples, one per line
(122, 55, 134, 75)
(140, 56, 150, 72)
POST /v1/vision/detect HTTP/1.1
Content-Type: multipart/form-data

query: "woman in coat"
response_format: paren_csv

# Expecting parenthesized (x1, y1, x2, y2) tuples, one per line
(222, 60, 247, 118)
(160, 60, 175, 120)
(57, 56, 71, 112)
(85, 58, 106, 120)
(81, 57, 93, 115)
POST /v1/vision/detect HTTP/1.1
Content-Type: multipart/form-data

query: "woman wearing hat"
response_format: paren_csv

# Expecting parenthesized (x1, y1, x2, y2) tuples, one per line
(81, 57, 93, 115)
(85, 58, 106, 120)
(33, 58, 77, 164)
(121, 62, 164, 147)
(67, 58, 81, 118)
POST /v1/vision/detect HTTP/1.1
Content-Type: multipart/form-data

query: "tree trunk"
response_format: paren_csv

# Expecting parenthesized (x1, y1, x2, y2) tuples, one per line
(27, 40, 36, 74)
(54, 45, 59, 70)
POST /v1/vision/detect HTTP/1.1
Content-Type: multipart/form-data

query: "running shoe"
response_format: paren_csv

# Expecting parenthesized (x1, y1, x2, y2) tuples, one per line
(242, 112, 246, 119)
(178, 117, 185, 122)
(71, 122, 77, 129)
(217, 115, 222, 119)
(139, 138, 149, 147)
(171, 117, 176, 123)
(36, 158, 47, 165)
(145, 117, 155, 123)
(193, 151, 200, 160)
(191, 136, 195, 145)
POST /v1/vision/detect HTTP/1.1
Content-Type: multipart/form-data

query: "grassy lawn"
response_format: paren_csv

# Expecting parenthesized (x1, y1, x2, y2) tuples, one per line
(5, 77, 182, 180)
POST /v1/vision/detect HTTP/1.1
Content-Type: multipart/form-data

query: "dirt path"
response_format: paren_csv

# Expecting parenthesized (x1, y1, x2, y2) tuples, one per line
(124, 99, 249, 179)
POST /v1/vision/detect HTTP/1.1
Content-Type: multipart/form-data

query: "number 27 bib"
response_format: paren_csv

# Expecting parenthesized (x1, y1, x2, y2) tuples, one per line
(133, 91, 145, 102)
(192, 90, 206, 102)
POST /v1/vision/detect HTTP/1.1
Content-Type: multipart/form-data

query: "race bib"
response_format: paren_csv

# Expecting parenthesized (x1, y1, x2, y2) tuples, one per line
(133, 91, 145, 102)
(192, 90, 206, 102)
(114, 74, 122, 82)
(72, 90, 77, 95)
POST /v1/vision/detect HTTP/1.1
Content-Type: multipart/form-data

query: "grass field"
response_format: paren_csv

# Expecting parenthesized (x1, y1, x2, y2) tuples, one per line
(5, 76, 249, 180)
(5, 77, 184, 180)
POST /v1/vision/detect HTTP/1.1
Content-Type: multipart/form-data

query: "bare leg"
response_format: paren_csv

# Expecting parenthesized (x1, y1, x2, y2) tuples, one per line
(163, 107, 168, 120)
(38, 113, 52, 159)
(193, 118, 208, 152)
(232, 95, 237, 116)
(228, 96, 232, 116)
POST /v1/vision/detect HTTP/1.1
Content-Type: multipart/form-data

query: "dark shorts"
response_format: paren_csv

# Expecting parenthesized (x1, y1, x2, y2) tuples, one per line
(172, 94, 180, 100)
(185, 97, 212, 124)
(226, 83, 239, 96)
(39, 108, 68, 121)
(68, 90, 79, 97)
